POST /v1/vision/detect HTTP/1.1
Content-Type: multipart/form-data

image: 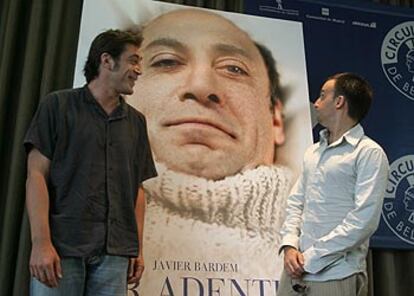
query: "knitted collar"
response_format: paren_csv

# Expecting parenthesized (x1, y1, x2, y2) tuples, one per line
(144, 163, 292, 243)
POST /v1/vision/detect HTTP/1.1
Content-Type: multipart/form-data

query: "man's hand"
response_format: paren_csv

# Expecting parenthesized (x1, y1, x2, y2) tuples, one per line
(29, 240, 62, 287)
(283, 246, 305, 279)
(128, 256, 145, 284)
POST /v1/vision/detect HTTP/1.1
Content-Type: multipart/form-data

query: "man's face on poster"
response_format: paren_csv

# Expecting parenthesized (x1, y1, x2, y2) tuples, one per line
(133, 10, 285, 180)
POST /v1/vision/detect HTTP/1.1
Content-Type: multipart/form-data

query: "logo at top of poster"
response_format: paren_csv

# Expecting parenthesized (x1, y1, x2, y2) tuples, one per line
(382, 155, 414, 245)
(381, 22, 414, 101)
(259, 0, 299, 16)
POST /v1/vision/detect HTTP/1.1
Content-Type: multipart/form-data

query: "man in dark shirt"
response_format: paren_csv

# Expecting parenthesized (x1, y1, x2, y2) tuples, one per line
(24, 29, 157, 296)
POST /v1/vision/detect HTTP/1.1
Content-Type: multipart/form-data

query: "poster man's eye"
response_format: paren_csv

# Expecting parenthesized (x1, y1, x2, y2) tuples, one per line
(226, 65, 248, 75)
(151, 59, 182, 68)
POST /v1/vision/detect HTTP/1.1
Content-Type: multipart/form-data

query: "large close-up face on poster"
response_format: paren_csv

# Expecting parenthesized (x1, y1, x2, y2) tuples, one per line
(74, 0, 312, 295)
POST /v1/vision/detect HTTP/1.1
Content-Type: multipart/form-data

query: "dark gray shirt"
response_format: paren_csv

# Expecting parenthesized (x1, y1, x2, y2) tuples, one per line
(24, 86, 157, 257)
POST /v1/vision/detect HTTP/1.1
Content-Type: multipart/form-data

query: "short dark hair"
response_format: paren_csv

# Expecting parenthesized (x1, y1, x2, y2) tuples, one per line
(328, 72, 373, 122)
(83, 29, 143, 83)
(254, 42, 285, 108)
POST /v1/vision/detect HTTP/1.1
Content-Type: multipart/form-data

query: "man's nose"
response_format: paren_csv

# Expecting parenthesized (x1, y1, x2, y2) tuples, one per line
(179, 64, 222, 106)
(313, 98, 320, 108)
(133, 64, 142, 76)
(182, 93, 220, 103)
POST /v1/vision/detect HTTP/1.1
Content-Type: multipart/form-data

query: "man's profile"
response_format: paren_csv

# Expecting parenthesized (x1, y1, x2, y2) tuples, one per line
(278, 73, 389, 296)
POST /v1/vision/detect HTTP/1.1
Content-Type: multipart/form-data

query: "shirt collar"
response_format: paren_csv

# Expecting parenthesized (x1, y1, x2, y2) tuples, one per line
(343, 124, 364, 146)
(83, 85, 127, 119)
(319, 124, 364, 147)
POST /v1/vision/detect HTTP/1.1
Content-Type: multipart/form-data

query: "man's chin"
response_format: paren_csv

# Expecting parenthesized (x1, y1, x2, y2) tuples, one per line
(123, 88, 134, 95)
(157, 157, 241, 181)
(120, 84, 135, 95)
(152, 141, 247, 180)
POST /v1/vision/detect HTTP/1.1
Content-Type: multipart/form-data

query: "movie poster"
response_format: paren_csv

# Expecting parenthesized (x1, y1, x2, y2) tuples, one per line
(74, 0, 312, 294)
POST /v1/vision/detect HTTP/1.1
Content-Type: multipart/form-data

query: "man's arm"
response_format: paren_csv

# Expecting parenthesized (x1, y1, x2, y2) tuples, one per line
(302, 148, 389, 274)
(128, 185, 146, 284)
(26, 148, 62, 287)
(280, 171, 307, 278)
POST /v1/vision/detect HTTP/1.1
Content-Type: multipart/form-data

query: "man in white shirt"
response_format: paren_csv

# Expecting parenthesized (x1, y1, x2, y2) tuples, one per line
(278, 72, 389, 296)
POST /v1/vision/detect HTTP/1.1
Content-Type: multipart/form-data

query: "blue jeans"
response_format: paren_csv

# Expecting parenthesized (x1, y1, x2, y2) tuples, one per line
(30, 255, 129, 296)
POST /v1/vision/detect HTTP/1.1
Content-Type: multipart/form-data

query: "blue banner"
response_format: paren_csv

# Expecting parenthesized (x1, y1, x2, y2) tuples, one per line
(245, 0, 414, 249)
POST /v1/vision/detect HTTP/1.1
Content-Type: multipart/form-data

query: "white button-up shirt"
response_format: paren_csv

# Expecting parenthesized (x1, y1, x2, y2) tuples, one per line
(280, 124, 389, 281)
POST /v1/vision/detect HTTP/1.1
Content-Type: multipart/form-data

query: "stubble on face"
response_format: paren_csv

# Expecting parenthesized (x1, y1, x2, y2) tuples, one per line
(111, 44, 141, 96)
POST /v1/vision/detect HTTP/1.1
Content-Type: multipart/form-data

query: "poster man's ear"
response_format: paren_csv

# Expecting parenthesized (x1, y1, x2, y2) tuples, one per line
(272, 99, 285, 146)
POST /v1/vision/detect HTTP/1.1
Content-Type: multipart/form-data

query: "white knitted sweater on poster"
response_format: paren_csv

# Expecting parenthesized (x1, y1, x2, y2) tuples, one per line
(137, 164, 292, 294)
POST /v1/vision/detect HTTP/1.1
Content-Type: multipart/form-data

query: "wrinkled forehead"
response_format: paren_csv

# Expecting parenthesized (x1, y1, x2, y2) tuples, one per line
(142, 9, 260, 57)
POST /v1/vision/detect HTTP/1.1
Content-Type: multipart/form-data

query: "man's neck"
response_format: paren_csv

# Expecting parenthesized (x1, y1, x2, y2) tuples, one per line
(88, 79, 120, 115)
(326, 117, 357, 144)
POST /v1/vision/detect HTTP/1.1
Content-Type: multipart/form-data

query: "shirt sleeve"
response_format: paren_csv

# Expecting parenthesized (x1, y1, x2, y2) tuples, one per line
(302, 147, 389, 274)
(138, 116, 157, 184)
(23, 94, 58, 160)
(279, 160, 307, 253)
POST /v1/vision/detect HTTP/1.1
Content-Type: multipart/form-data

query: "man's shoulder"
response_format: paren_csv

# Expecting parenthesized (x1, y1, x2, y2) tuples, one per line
(43, 87, 84, 105)
(359, 135, 386, 153)
(356, 136, 389, 169)
(47, 86, 83, 97)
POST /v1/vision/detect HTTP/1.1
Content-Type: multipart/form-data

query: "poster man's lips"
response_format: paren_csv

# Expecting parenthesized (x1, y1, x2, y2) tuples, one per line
(164, 118, 236, 139)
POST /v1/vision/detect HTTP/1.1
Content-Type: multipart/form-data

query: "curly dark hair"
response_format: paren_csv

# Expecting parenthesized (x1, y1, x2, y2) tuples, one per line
(83, 29, 143, 83)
